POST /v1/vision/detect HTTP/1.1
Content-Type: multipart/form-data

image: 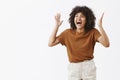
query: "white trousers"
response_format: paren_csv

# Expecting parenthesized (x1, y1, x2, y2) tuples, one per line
(68, 59, 96, 80)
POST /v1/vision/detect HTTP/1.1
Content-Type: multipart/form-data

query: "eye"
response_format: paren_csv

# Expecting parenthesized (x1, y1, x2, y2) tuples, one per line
(75, 15, 78, 17)
(81, 15, 85, 18)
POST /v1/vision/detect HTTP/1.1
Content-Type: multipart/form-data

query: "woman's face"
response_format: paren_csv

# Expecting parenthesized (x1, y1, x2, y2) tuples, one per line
(74, 12, 86, 30)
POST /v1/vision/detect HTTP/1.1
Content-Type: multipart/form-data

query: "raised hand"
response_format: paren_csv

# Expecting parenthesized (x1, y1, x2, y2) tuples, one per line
(55, 13, 63, 27)
(97, 12, 110, 47)
(98, 12, 104, 27)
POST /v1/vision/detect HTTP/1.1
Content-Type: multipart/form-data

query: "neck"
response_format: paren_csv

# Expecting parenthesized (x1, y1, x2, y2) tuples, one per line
(76, 28, 85, 33)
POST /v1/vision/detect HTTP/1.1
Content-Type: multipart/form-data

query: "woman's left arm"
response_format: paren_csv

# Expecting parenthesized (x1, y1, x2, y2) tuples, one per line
(98, 13, 110, 47)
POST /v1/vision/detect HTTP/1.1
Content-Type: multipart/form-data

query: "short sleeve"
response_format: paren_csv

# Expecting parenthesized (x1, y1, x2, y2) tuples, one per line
(93, 28, 101, 42)
(57, 30, 67, 45)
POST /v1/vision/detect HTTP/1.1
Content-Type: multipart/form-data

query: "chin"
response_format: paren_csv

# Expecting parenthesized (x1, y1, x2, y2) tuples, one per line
(77, 26, 82, 29)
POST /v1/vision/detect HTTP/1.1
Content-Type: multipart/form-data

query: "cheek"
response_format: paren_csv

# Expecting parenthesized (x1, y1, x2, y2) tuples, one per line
(74, 17, 76, 21)
(74, 18, 76, 23)
(82, 18, 86, 24)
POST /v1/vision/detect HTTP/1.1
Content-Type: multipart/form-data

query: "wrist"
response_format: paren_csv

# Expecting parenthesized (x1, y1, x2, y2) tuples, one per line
(55, 24, 60, 28)
(98, 25, 103, 28)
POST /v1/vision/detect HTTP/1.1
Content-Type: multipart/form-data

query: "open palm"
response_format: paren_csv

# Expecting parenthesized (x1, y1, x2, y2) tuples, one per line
(55, 13, 63, 27)
(98, 13, 104, 27)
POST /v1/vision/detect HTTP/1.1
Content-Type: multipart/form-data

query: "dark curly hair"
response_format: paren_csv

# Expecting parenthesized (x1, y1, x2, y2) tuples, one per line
(69, 6, 96, 32)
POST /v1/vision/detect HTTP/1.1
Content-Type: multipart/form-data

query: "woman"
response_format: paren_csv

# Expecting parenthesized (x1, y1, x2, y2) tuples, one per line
(48, 6, 110, 80)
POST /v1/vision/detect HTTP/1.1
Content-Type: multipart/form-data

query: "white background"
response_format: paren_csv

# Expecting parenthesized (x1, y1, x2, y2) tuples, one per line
(0, 0, 120, 80)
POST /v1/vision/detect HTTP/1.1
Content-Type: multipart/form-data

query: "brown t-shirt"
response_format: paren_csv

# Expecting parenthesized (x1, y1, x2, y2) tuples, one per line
(57, 28, 101, 63)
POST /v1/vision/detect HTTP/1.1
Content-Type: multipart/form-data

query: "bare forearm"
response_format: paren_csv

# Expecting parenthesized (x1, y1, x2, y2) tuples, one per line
(99, 26, 110, 47)
(48, 25, 59, 46)
(48, 13, 63, 47)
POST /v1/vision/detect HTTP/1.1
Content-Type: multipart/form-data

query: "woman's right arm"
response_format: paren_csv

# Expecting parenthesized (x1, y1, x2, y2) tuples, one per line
(48, 13, 63, 47)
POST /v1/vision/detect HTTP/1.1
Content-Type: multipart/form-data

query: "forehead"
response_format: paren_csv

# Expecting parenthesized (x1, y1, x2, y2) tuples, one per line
(75, 12, 84, 16)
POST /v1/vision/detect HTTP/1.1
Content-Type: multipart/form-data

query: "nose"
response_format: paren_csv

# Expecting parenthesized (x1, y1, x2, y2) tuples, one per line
(78, 17, 81, 20)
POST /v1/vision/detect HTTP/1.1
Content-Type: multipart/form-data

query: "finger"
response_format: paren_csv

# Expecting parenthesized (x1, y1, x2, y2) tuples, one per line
(100, 12, 104, 20)
(102, 12, 104, 17)
(56, 13, 60, 18)
(60, 20, 63, 24)
(55, 16, 57, 21)
(55, 15, 60, 21)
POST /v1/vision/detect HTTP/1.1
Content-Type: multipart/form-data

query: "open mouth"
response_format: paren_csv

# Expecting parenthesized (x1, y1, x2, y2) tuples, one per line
(76, 22, 82, 24)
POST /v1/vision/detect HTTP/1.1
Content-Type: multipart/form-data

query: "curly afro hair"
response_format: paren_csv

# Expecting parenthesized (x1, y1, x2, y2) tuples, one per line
(69, 6, 96, 32)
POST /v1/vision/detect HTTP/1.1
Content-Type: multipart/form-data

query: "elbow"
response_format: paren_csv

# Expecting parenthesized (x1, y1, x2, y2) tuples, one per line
(104, 43, 110, 48)
(48, 42, 54, 47)
(48, 43, 53, 47)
